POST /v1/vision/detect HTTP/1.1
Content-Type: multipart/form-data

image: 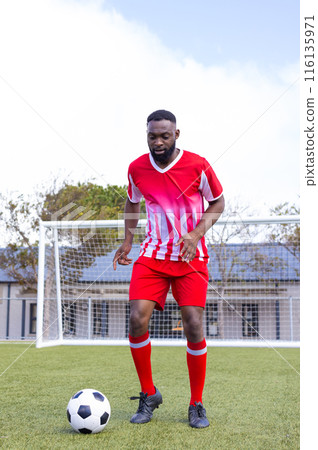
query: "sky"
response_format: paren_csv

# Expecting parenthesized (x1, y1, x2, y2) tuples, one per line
(0, 0, 300, 214)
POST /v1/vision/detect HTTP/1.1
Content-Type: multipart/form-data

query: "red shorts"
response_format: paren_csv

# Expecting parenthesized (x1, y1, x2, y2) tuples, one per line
(129, 256, 209, 311)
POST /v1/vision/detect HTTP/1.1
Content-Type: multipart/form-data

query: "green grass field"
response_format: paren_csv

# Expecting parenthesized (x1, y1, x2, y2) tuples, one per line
(0, 343, 299, 449)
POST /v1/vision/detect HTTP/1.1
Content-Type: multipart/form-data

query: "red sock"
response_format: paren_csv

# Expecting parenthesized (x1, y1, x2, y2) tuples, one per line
(129, 331, 156, 396)
(187, 339, 207, 406)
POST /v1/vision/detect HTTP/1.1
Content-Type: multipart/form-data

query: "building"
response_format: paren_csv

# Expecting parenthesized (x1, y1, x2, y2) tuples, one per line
(1, 243, 300, 344)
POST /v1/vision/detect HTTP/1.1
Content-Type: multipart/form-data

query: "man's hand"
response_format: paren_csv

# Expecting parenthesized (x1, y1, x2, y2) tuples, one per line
(175, 196, 225, 262)
(113, 242, 133, 270)
(175, 230, 201, 262)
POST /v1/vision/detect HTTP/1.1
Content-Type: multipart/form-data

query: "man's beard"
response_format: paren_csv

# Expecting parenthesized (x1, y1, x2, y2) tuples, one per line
(150, 141, 176, 164)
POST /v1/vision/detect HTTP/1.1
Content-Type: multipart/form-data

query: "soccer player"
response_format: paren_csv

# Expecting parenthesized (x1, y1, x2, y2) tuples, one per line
(113, 110, 224, 428)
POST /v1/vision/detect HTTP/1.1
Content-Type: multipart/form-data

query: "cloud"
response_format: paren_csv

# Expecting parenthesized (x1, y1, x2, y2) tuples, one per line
(0, 0, 299, 211)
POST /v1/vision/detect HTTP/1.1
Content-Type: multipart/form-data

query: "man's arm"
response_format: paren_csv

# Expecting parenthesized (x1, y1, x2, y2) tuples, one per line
(113, 198, 140, 270)
(175, 195, 225, 262)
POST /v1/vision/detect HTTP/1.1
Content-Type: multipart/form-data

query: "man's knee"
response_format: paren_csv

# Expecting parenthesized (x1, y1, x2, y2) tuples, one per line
(181, 306, 204, 342)
(129, 300, 155, 337)
(184, 320, 203, 342)
(130, 309, 148, 335)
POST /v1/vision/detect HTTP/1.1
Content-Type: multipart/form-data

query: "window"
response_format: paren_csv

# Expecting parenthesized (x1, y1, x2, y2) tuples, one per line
(29, 303, 37, 334)
(242, 304, 259, 337)
(206, 303, 218, 337)
(93, 301, 109, 337)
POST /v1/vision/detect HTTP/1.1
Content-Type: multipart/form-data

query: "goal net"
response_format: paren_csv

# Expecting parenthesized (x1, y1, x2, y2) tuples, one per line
(36, 216, 300, 348)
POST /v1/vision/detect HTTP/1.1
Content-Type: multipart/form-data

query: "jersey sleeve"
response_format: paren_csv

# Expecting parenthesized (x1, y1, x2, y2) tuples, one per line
(127, 163, 143, 203)
(198, 158, 223, 202)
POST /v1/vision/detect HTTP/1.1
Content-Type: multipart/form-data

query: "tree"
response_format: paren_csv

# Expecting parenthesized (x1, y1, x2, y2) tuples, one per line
(0, 194, 40, 291)
(268, 202, 300, 263)
(0, 179, 138, 291)
(40, 181, 130, 221)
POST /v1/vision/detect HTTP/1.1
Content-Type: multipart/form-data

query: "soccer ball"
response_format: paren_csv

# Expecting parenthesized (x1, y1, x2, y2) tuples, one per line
(67, 389, 111, 434)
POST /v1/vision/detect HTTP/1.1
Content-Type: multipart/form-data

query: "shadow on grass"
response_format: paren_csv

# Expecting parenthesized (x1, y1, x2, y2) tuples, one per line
(58, 426, 114, 436)
(56, 404, 208, 435)
(58, 427, 76, 435)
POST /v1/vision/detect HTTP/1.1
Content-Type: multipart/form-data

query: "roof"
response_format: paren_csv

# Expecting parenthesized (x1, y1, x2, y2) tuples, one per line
(0, 247, 37, 284)
(0, 243, 299, 284)
(79, 243, 299, 283)
(208, 243, 299, 282)
(0, 267, 16, 283)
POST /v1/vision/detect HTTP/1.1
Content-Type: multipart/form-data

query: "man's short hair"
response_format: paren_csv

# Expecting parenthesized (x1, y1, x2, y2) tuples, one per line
(147, 110, 176, 124)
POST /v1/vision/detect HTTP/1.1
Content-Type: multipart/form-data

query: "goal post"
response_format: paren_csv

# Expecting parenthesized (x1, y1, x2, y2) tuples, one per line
(36, 216, 300, 348)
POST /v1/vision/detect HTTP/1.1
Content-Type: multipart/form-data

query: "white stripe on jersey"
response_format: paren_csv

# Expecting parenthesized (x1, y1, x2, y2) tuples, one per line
(158, 212, 169, 258)
(128, 174, 143, 203)
(199, 171, 214, 202)
(180, 208, 190, 237)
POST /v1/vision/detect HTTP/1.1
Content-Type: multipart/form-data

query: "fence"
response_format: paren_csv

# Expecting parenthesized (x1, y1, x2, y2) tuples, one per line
(0, 295, 299, 346)
(35, 215, 300, 348)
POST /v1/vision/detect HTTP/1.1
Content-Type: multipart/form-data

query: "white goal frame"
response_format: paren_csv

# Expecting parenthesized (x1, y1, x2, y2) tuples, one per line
(36, 216, 300, 349)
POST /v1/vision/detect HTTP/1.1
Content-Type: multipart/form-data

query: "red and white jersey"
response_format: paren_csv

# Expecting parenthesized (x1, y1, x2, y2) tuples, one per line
(127, 149, 223, 262)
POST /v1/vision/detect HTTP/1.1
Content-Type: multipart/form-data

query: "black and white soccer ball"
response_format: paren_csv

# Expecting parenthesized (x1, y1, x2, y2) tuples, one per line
(67, 389, 111, 434)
